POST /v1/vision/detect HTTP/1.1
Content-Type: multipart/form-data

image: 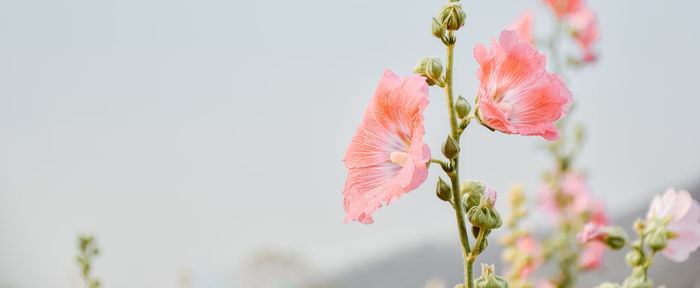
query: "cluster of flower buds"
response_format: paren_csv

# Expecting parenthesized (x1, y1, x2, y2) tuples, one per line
(414, 57, 444, 87)
(430, 0, 466, 45)
(578, 223, 628, 250)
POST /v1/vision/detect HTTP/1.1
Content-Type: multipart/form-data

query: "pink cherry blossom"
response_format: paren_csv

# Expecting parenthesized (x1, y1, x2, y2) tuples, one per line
(568, 7, 599, 63)
(342, 70, 431, 224)
(509, 11, 534, 44)
(646, 188, 700, 262)
(516, 235, 543, 278)
(543, 0, 583, 18)
(474, 30, 572, 141)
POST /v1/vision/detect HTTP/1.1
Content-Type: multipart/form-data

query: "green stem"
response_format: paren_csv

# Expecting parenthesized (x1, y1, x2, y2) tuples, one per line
(444, 31, 473, 288)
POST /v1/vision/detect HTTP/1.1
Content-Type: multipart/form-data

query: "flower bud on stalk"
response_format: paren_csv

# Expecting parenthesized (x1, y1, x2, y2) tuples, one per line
(414, 57, 444, 86)
(431, 17, 445, 39)
(623, 267, 654, 288)
(442, 135, 460, 159)
(625, 248, 644, 267)
(474, 264, 509, 288)
(468, 188, 502, 229)
(645, 228, 668, 251)
(436, 177, 452, 202)
(438, 0, 467, 31)
(455, 96, 471, 119)
(603, 227, 628, 250)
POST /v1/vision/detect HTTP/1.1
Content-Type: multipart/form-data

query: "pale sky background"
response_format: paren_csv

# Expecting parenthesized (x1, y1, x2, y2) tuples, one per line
(1, 0, 699, 287)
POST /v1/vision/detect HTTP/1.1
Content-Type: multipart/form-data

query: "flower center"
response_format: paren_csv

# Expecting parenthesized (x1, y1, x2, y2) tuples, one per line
(389, 151, 409, 166)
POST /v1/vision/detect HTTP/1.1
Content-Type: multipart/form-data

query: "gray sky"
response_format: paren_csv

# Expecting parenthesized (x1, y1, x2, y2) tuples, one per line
(1, 0, 699, 287)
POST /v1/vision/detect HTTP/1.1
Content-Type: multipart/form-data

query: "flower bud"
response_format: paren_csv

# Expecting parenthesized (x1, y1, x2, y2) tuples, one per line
(623, 267, 654, 288)
(472, 226, 491, 238)
(625, 249, 644, 267)
(442, 135, 460, 159)
(603, 227, 627, 250)
(474, 264, 509, 288)
(414, 57, 444, 86)
(645, 228, 668, 251)
(461, 179, 486, 197)
(436, 177, 452, 202)
(474, 237, 489, 254)
(468, 200, 502, 229)
(431, 17, 445, 39)
(455, 95, 471, 119)
(437, 0, 467, 31)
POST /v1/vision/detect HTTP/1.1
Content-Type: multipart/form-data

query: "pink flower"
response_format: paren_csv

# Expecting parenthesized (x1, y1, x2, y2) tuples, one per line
(568, 7, 599, 63)
(474, 30, 572, 141)
(646, 188, 700, 262)
(536, 281, 556, 288)
(539, 172, 593, 219)
(342, 70, 431, 224)
(516, 235, 543, 278)
(509, 11, 534, 44)
(577, 222, 605, 243)
(579, 242, 606, 270)
(543, 0, 583, 18)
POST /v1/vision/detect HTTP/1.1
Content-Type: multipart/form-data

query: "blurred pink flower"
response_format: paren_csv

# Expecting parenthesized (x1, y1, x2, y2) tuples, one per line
(543, 0, 583, 18)
(509, 11, 534, 44)
(579, 242, 606, 270)
(646, 188, 700, 262)
(474, 30, 572, 141)
(539, 172, 593, 219)
(342, 70, 431, 224)
(517, 235, 543, 278)
(577, 222, 605, 243)
(568, 7, 599, 63)
(536, 281, 556, 288)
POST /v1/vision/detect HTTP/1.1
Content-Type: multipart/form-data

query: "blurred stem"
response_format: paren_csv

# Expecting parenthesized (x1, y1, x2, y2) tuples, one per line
(443, 31, 473, 288)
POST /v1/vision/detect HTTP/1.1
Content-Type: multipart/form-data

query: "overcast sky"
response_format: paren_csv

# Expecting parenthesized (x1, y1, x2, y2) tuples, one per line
(1, 0, 699, 287)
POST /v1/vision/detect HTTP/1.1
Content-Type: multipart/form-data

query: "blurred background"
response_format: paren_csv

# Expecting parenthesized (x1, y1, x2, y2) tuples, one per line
(1, 0, 699, 287)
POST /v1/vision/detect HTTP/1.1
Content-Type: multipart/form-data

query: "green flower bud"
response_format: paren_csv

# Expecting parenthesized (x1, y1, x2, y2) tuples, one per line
(474, 264, 509, 288)
(442, 135, 460, 159)
(436, 177, 452, 202)
(455, 95, 472, 119)
(474, 237, 489, 254)
(623, 267, 654, 288)
(461, 179, 485, 196)
(645, 228, 668, 251)
(595, 283, 621, 288)
(472, 226, 491, 238)
(625, 249, 644, 267)
(414, 56, 444, 86)
(437, 0, 467, 31)
(603, 227, 628, 250)
(431, 17, 445, 39)
(468, 205, 502, 229)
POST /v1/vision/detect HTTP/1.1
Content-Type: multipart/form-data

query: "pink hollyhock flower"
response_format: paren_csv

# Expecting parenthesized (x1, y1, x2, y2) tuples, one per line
(579, 241, 606, 270)
(474, 30, 572, 141)
(578, 222, 606, 243)
(342, 70, 431, 224)
(568, 7, 599, 63)
(646, 188, 700, 262)
(509, 11, 534, 44)
(516, 235, 543, 278)
(543, 0, 583, 18)
(539, 172, 593, 219)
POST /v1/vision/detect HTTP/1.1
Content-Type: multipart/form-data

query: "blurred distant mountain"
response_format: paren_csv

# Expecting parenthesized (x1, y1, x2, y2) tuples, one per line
(325, 184, 700, 288)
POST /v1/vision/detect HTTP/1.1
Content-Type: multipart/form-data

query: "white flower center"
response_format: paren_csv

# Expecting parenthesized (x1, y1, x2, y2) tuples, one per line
(389, 151, 409, 166)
